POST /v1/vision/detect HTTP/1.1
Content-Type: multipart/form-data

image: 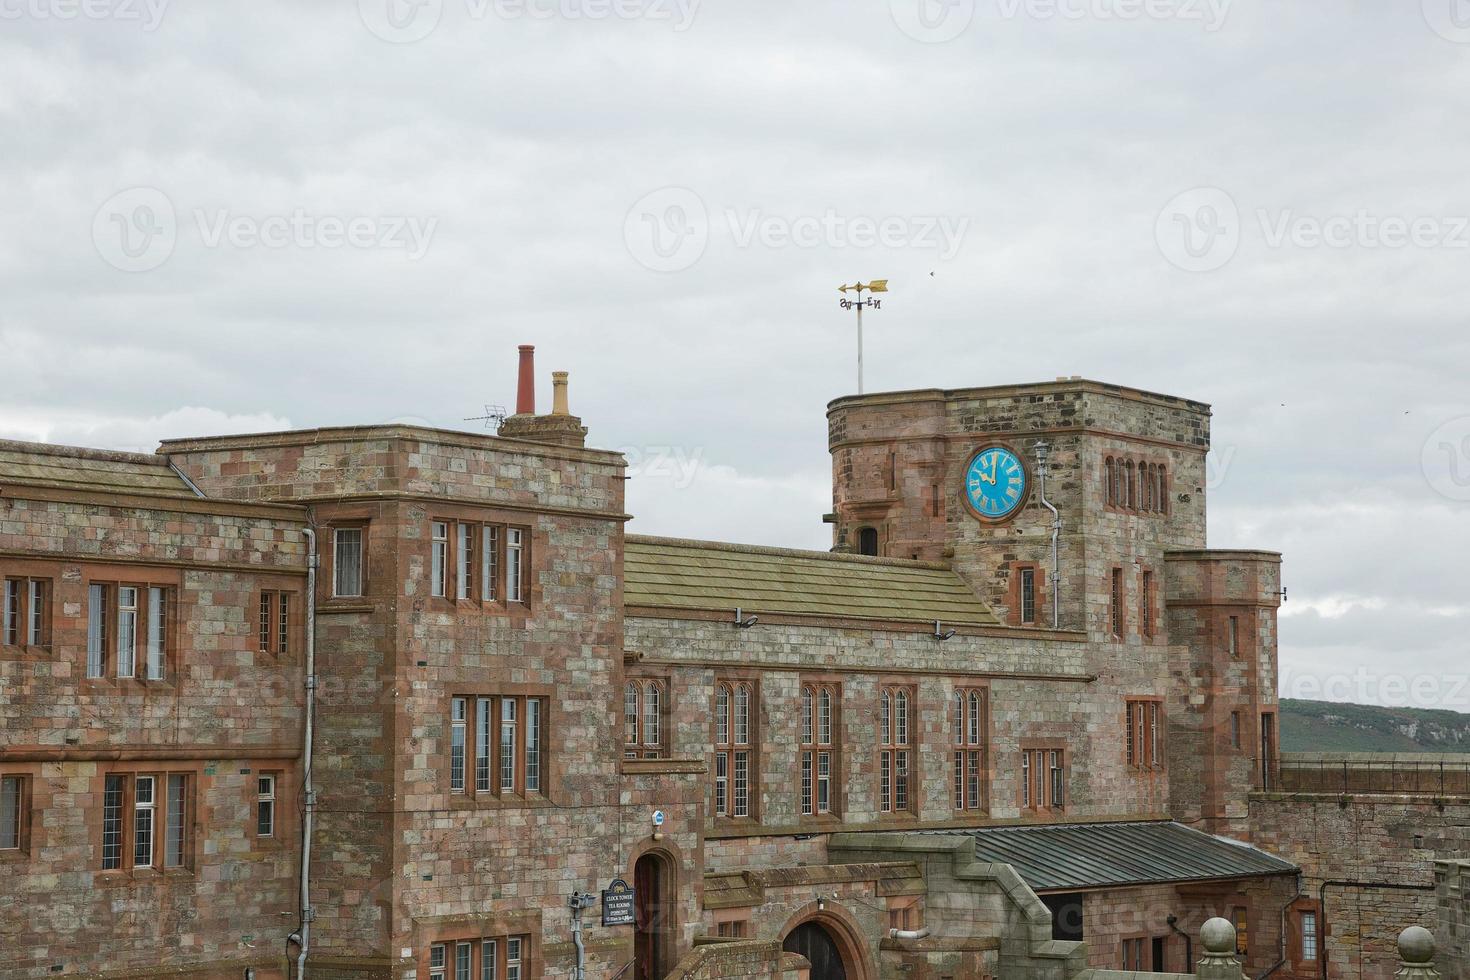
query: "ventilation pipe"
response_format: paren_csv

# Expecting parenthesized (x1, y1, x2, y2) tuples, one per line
(289, 526, 319, 979)
(516, 344, 536, 415)
(1034, 441, 1062, 628)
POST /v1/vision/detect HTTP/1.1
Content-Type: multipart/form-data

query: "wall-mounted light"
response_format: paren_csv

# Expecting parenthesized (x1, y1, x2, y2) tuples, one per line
(733, 607, 758, 629)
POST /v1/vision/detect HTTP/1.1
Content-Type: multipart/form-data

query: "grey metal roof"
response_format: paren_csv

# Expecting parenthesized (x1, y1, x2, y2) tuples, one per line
(958, 821, 1298, 892)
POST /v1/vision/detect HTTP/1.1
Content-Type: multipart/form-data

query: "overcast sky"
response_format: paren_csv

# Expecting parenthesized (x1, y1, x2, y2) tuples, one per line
(2, 0, 1467, 710)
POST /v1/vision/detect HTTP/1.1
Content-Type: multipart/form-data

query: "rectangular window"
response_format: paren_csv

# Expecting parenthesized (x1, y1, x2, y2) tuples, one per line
(1261, 713, 1277, 791)
(3, 578, 51, 648)
(1126, 700, 1163, 769)
(430, 945, 447, 980)
(879, 689, 912, 814)
(713, 682, 754, 818)
(525, 699, 542, 793)
(27, 580, 45, 646)
(88, 583, 108, 677)
(102, 774, 124, 870)
(431, 521, 448, 597)
(1230, 711, 1242, 749)
(456, 942, 472, 980)
(1300, 911, 1317, 961)
(133, 774, 155, 867)
(1, 580, 17, 645)
(506, 937, 522, 980)
(953, 689, 987, 811)
(1228, 615, 1239, 655)
(457, 524, 474, 600)
(146, 587, 167, 680)
(716, 920, 749, 939)
(506, 528, 524, 603)
(0, 775, 23, 850)
(1141, 571, 1154, 637)
(334, 527, 364, 597)
(499, 698, 517, 793)
(451, 695, 546, 799)
(481, 940, 497, 980)
(799, 684, 837, 817)
(259, 590, 294, 656)
(450, 697, 467, 794)
(116, 587, 138, 679)
(1022, 748, 1066, 810)
(257, 774, 276, 838)
(165, 773, 187, 868)
(477, 698, 493, 792)
(1020, 568, 1036, 624)
(481, 526, 499, 602)
(1110, 568, 1124, 638)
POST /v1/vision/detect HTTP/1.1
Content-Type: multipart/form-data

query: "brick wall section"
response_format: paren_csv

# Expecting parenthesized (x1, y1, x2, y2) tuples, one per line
(1077, 878, 1292, 976)
(826, 381, 1210, 635)
(1249, 793, 1469, 979)
(0, 493, 306, 980)
(162, 427, 717, 979)
(1164, 552, 1281, 836)
(625, 614, 1175, 834)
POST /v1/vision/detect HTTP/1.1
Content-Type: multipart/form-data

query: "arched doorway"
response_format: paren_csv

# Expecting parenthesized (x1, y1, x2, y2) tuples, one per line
(634, 852, 675, 980)
(783, 920, 849, 980)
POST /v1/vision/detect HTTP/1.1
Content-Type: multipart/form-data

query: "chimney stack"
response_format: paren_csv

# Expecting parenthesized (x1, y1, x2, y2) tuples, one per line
(496, 346, 589, 450)
(516, 345, 537, 415)
(551, 372, 571, 416)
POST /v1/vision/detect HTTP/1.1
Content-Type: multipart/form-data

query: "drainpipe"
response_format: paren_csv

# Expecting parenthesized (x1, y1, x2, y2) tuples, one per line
(568, 891, 596, 980)
(1034, 441, 1062, 628)
(290, 527, 319, 979)
(1166, 915, 1193, 971)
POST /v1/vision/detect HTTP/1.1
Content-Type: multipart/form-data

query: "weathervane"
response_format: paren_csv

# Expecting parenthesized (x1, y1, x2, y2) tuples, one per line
(837, 279, 888, 394)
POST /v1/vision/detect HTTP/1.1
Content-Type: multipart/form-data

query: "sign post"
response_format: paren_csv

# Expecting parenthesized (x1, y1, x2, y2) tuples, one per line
(602, 878, 636, 928)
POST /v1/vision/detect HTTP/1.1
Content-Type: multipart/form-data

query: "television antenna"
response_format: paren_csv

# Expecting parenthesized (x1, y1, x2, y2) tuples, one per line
(465, 404, 508, 429)
(837, 279, 888, 394)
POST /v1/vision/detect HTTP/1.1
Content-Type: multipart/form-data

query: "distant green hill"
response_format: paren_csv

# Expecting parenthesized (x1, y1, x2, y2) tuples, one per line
(1280, 699, 1470, 753)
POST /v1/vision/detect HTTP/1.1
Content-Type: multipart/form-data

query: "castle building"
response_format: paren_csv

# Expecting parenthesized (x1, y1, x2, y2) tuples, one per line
(0, 349, 1455, 980)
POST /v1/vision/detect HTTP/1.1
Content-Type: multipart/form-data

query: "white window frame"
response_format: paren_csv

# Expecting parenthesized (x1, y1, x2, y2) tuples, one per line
(257, 774, 276, 838)
(333, 527, 364, 598)
(431, 521, 449, 598)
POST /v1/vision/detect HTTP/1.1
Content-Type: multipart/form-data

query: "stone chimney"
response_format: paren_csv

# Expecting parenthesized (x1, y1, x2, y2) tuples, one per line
(496, 346, 589, 449)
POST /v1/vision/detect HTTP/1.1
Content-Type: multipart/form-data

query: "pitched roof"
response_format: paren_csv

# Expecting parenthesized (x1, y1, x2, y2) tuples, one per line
(624, 535, 997, 626)
(957, 821, 1298, 892)
(0, 441, 199, 499)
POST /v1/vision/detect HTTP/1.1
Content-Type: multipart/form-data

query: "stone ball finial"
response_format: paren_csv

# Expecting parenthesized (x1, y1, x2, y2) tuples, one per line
(1398, 926, 1435, 964)
(1201, 917, 1236, 954)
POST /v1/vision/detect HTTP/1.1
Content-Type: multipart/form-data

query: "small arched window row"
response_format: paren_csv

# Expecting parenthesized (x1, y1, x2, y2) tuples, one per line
(1104, 456, 1169, 515)
(624, 679, 666, 760)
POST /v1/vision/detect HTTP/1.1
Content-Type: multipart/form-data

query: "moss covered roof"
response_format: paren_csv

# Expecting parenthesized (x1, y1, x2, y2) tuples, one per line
(624, 535, 997, 626)
(0, 441, 197, 499)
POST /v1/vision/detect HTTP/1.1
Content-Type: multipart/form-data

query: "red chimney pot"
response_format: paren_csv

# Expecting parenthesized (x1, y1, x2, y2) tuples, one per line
(516, 345, 536, 415)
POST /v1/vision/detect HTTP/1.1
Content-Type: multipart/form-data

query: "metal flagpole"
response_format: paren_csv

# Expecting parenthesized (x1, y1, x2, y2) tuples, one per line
(856, 300, 863, 394)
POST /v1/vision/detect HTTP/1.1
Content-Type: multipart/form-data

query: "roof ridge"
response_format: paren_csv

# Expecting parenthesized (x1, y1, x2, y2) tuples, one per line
(625, 534, 954, 571)
(0, 439, 171, 467)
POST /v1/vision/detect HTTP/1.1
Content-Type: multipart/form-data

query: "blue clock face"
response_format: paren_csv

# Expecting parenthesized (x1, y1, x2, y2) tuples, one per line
(964, 446, 1027, 521)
